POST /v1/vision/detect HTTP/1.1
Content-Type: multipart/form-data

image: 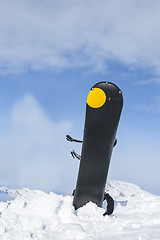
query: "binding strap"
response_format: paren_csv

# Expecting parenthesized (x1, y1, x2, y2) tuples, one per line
(103, 193, 114, 216)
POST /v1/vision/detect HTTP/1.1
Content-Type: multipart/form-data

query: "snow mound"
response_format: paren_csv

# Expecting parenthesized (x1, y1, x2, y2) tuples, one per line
(0, 180, 160, 240)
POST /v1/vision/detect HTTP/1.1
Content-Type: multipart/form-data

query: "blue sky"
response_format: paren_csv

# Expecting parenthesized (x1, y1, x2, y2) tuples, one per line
(0, 0, 160, 195)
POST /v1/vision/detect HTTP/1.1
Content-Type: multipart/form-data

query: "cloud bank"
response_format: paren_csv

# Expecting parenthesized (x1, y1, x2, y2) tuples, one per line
(0, 95, 75, 193)
(0, 0, 160, 74)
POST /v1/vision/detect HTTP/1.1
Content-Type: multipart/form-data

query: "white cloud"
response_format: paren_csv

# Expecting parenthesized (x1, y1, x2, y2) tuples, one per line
(0, 95, 77, 193)
(134, 77, 160, 85)
(132, 95, 160, 114)
(0, 0, 160, 74)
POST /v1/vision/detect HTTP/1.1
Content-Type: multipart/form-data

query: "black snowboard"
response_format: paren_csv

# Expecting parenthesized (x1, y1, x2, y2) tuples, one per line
(73, 81, 123, 211)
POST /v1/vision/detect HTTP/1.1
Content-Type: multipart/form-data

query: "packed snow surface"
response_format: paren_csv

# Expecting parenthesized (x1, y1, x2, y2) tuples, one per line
(0, 180, 160, 240)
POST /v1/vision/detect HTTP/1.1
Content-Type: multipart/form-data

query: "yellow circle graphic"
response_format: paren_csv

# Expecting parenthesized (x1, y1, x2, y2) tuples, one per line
(87, 88, 106, 108)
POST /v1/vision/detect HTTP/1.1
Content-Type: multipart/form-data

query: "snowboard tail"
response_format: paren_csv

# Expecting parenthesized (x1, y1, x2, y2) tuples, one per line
(73, 82, 123, 211)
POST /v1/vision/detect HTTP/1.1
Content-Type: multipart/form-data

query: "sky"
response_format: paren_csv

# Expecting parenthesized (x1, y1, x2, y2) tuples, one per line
(0, 0, 160, 195)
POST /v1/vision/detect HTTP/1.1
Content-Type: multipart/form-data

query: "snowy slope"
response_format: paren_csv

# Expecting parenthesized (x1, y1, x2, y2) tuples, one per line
(0, 180, 160, 240)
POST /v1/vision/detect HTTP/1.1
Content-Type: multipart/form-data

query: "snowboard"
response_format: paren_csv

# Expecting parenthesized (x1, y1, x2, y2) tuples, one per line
(73, 81, 123, 212)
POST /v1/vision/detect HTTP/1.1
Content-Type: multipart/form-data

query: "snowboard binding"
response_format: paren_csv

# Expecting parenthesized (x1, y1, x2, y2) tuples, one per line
(67, 81, 123, 216)
(66, 135, 117, 161)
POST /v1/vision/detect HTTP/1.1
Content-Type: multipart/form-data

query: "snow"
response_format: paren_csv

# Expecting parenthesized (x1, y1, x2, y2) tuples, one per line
(0, 180, 160, 240)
